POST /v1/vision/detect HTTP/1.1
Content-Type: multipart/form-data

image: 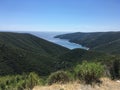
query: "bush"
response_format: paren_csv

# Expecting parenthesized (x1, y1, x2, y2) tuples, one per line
(0, 72, 43, 90)
(110, 59, 120, 79)
(74, 61, 104, 84)
(47, 71, 70, 85)
(25, 72, 41, 89)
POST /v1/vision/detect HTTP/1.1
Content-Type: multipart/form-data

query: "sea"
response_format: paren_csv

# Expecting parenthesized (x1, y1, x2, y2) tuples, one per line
(28, 32, 88, 50)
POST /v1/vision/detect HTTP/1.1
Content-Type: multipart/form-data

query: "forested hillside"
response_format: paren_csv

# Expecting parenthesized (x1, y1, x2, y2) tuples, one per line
(0, 32, 69, 75)
(55, 32, 120, 54)
(0, 32, 119, 90)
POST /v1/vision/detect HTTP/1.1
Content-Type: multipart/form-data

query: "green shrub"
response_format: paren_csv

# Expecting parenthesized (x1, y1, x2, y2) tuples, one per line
(110, 59, 120, 79)
(0, 72, 43, 90)
(74, 61, 104, 84)
(47, 71, 70, 85)
(25, 72, 40, 89)
(65, 70, 75, 81)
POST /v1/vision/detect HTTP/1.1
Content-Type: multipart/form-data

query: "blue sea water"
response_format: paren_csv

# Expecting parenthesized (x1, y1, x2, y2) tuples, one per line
(29, 32, 88, 50)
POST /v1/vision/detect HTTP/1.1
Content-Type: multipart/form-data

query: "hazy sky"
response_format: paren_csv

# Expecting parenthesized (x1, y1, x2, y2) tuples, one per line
(0, 0, 120, 32)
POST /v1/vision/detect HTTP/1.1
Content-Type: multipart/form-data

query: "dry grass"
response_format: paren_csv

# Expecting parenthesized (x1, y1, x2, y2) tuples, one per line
(33, 78, 120, 90)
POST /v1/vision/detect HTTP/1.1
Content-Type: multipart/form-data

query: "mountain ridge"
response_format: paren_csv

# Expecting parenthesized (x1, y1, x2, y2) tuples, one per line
(0, 32, 119, 76)
(0, 32, 69, 75)
(55, 31, 120, 54)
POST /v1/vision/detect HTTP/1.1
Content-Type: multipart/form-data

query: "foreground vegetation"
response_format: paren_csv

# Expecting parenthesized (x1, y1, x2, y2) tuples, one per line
(74, 62, 104, 84)
(0, 62, 119, 90)
(0, 72, 43, 90)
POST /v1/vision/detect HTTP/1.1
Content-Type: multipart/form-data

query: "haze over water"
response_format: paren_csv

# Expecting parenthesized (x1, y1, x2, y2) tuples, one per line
(30, 32, 88, 50)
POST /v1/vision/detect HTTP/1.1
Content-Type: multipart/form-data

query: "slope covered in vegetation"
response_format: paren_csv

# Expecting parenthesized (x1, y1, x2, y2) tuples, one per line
(0, 32, 69, 56)
(56, 49, 117, 70)
(0, 32, 69, 75)
(55, 32, 120, 54)
(0, 32, 119, 76)
(0, 32, 119, 90)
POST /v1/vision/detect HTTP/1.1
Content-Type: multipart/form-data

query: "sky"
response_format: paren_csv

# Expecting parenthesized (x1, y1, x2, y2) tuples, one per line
(0, 0, 120, 32)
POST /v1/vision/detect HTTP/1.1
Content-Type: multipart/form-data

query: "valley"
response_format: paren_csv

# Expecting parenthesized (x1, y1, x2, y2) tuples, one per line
(0, 32, 119, 90)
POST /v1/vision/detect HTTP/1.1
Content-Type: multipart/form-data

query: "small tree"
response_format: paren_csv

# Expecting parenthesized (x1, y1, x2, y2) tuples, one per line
(47, 71, 69, 85)
(74, 61, 104, 84)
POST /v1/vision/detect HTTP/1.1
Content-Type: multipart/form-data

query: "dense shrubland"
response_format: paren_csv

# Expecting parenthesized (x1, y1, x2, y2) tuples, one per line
(110, 59, 120, 79)
(0, 32, 119, 89)
(0, 32, 69, 76)
(0, 72, 43, 90)
(0, 61, 119, 89)
(74, 62, 104, 84)
(47, 71, 70, 85)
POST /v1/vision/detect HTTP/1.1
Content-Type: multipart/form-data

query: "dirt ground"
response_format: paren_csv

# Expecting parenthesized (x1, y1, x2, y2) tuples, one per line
(33, 78, 120, 90)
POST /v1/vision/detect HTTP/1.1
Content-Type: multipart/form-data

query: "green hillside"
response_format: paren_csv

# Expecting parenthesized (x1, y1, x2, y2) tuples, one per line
(0, 32, 69, 56)
(56, 49, 117, 70)
(0, 32, 119, 77)
(55, 32, 120, 54)
(0, 32, 69, 75)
